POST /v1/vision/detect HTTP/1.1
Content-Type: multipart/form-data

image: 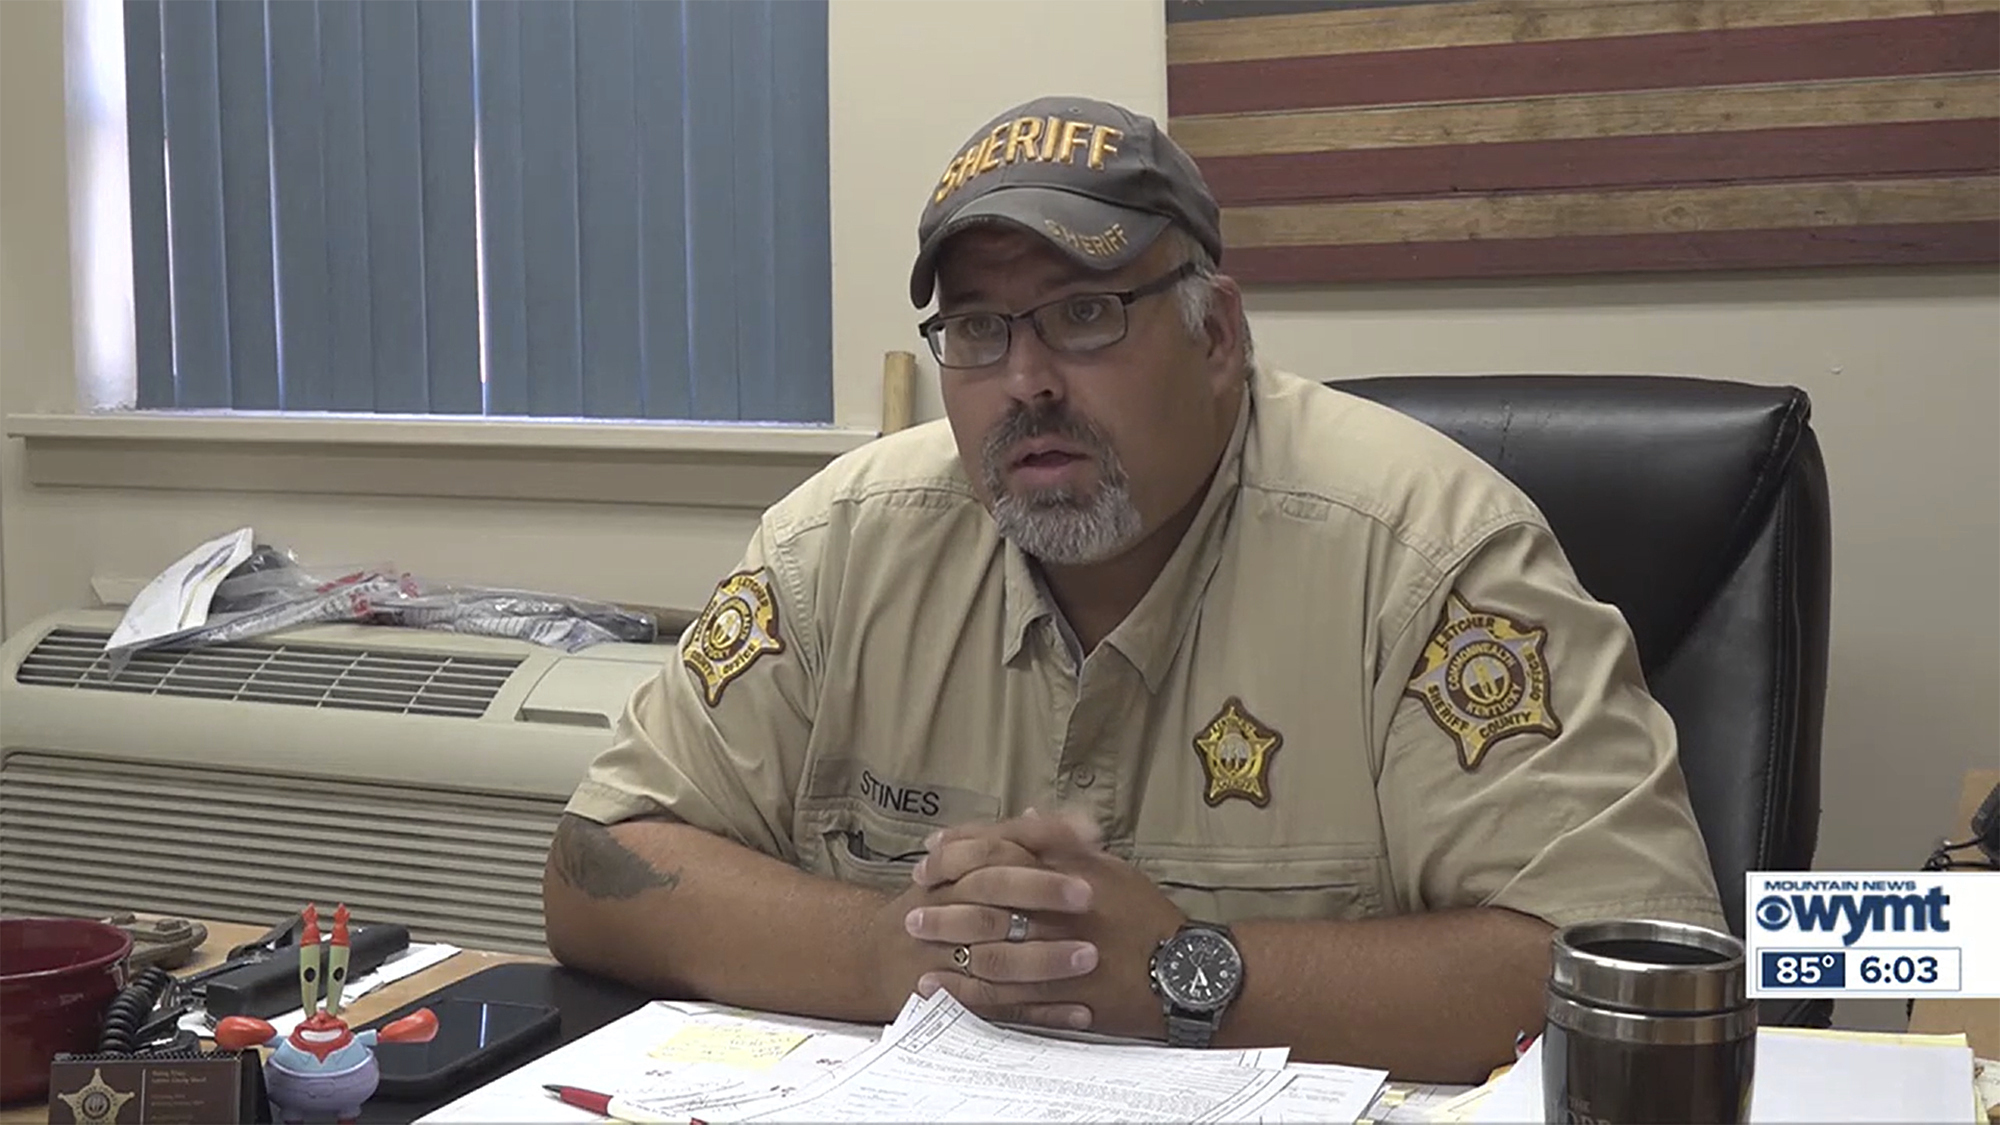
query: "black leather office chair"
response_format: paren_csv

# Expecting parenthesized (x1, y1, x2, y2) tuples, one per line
(1327, 375, 1833, 1024)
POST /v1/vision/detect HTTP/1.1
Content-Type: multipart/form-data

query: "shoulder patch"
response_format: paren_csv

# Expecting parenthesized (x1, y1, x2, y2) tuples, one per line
(682, 569, 785, 707)
(1404, 593, 1561, 771)
(1192, 696, 1283, 808)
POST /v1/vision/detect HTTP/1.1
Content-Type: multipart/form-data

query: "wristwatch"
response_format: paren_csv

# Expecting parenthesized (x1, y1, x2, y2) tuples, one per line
(1147, 921, 1244, 1048)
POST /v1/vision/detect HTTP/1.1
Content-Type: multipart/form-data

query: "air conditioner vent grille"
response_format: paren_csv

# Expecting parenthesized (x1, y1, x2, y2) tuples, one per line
(0, 751, 562, 955)
(15, 627, 521, 718)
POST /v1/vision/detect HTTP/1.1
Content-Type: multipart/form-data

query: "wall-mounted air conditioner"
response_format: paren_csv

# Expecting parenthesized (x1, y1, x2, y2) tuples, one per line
(0, 608, 671, 956)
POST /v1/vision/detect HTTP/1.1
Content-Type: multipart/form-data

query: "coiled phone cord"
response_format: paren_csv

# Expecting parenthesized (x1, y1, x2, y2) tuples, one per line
(96, 965, 196, 1055)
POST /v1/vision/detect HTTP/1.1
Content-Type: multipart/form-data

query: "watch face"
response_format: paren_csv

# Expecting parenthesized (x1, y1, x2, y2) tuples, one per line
(1157, 928, 1243, 1012)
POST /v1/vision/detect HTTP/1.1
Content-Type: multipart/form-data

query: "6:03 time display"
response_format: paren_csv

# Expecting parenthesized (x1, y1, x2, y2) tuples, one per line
(1858, 954, 1938, 984)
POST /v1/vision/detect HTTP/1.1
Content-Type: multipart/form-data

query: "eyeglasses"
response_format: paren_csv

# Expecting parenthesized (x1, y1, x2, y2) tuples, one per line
(917, 262, 1198, 370)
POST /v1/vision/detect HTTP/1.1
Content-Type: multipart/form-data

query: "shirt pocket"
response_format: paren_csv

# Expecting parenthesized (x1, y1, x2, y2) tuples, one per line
(1128, 851, 1387, 925)
(799, 798, 933, 893)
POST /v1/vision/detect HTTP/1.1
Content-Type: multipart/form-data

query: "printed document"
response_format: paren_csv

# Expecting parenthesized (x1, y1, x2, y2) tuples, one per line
(1252, 1062, 1398, 1123)
(417, 1001, 877, 1124)
(669, 990, 1307, 1123)
(424, 990, 1390, 1125)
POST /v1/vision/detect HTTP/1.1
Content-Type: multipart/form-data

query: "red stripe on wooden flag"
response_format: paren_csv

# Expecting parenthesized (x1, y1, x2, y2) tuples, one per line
(1168, 11, 2000, 116)
(1222, 222, 2000, 284)
(1195, 120, 2000, 206)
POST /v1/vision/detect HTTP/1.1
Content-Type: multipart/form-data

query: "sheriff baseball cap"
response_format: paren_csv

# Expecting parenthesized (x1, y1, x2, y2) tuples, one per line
(909, 95, 1224, 308)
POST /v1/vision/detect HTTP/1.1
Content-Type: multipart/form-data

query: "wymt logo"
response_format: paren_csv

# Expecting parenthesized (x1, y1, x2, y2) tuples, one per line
(1755, 882, 1951, 946)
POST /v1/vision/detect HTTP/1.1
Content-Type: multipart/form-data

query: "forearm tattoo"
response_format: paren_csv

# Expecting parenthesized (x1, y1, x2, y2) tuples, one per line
(549, 812, 684, 900)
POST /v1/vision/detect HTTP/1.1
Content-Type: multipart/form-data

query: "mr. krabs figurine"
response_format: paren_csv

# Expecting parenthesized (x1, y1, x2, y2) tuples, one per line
(215, 904, 437, 1124)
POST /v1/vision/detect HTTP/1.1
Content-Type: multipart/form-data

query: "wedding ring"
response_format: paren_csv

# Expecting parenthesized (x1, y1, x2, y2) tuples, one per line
(1005, 910, 1030, 943)
(952, 944, 972, 970)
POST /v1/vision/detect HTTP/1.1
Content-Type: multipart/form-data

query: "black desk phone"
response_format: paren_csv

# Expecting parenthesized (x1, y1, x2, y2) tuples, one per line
(1923, 777, 2000, 871)
(1973, 780, 2000, 863)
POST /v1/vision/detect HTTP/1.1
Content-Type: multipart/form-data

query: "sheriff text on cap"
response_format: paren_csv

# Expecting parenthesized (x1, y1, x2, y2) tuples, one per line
(908, 95, 1225, 309)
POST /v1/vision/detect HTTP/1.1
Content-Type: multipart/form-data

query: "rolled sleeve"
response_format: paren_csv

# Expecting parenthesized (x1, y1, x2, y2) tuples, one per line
(563, 523, 815, 865)
(1375, 519, 1729, 933)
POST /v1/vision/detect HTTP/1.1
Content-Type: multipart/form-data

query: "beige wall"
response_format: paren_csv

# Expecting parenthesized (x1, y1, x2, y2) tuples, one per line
(3, 0, 1996, 896)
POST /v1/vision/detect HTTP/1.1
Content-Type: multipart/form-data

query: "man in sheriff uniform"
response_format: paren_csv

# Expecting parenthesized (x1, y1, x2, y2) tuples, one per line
(544, 95, 1729, 1082)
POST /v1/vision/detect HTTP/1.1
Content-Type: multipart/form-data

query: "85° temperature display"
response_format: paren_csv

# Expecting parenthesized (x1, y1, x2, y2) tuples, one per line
(1759, 951, 1845, 990)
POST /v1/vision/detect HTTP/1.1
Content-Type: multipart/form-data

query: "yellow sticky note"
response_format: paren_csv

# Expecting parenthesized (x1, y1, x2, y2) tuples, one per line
(649, 1024, 811, 1070)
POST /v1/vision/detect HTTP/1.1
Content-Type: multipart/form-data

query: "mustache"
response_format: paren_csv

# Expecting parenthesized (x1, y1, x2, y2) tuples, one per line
(981, 402, 1112, 467)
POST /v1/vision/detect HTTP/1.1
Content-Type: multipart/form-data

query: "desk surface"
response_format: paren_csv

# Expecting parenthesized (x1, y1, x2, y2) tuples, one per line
(1906, 767, 2000, 1060)
(4, 918, 1466, 1123)
(0, 920, 540, 1124)
(12, 771, 1993, 1125)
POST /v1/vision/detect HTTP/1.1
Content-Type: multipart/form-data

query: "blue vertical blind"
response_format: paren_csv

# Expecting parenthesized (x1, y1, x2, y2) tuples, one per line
(122, 0, 833, 422)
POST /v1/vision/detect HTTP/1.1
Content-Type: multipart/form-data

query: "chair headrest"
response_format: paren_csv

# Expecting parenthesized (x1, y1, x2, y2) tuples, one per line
(1327, 375, 1816, 670)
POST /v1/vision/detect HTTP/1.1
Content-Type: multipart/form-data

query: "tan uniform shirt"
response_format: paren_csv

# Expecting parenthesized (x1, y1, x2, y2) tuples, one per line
(567, 364, 1729, 933)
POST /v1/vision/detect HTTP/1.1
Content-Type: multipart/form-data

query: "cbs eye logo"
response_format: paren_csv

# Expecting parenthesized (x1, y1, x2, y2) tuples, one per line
(1755, 895, 1794, 929)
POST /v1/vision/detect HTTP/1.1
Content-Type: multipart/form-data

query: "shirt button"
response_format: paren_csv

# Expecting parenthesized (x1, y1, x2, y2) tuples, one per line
(1072, 768, 1096, 789)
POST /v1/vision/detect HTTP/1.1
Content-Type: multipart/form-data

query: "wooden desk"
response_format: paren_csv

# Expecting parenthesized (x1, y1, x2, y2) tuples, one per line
(0, 919, 544, 1124)
(1906, 768, 2000, 1060)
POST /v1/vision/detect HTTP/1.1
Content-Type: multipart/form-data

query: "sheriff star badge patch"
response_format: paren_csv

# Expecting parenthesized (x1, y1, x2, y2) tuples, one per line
(1405, 593, 1561, 771)
(682, 569, 784, 707)
(1193, 696, 1283, 808)
(56, 1068, 135, 1125)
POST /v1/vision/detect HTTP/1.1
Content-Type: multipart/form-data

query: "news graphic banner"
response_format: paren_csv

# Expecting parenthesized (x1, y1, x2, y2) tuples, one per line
(1746, 872, 1999, 1000)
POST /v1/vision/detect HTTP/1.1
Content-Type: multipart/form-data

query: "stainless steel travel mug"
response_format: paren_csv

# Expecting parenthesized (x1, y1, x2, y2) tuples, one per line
(1542, 918, 1756, 1124)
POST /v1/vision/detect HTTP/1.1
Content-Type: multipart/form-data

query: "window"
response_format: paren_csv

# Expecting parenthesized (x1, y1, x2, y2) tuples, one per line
(111, 0, 831, 423)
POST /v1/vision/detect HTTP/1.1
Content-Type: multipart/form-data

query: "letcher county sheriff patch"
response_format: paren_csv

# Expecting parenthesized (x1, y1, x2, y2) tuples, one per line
(682, 569, 784, 707)
(1405, 594, 1561, 771)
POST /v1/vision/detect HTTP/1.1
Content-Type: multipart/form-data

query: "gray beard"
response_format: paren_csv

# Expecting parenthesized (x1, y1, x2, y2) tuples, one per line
(989, 479, 1144, 565)
(980, 410, 1144, 565)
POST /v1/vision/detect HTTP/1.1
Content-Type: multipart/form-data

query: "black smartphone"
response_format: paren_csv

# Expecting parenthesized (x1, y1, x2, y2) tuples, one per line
(366, 996, 561, 1098)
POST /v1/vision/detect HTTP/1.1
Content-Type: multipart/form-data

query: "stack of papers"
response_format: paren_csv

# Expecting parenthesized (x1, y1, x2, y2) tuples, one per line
(630, 989, 1382, 1122)
(419, 1000, 880, 1123)
(419, 990, 1391, 1124)
(1459, 1026, 1980, 1123)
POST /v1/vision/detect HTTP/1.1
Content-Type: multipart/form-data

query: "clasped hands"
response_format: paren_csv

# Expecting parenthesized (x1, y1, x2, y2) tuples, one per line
(873, 808, 1187, 1039)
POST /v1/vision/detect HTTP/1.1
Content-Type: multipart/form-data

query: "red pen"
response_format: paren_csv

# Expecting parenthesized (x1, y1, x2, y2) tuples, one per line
(543, 1084, 613, 1116)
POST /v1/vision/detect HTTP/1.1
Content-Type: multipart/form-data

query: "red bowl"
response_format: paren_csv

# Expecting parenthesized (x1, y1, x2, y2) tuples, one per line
(0, 917, 134, 1105)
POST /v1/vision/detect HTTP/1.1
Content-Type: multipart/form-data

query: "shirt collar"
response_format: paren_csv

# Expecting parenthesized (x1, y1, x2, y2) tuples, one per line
(1001, 530, 1048, 666)
(999, 381, 1255, 686)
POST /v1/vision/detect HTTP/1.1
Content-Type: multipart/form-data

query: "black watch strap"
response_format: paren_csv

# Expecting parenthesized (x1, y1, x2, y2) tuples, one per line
(1165, 1012, 1218, 1048)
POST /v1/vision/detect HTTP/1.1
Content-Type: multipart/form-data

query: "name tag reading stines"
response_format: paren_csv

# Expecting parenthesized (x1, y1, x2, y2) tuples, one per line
(808, 757, 1003, 829)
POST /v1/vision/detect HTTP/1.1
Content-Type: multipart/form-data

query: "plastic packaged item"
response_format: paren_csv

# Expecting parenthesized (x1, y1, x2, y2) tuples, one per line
(104, 535, 657, 667)
(104, 549, 408, 674)
(376, 585, 656, 653)
(206, 544, 389, 614)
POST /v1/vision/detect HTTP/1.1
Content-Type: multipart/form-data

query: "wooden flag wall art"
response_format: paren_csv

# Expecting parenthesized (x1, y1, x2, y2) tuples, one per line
(1164, 0, 2000, 284)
